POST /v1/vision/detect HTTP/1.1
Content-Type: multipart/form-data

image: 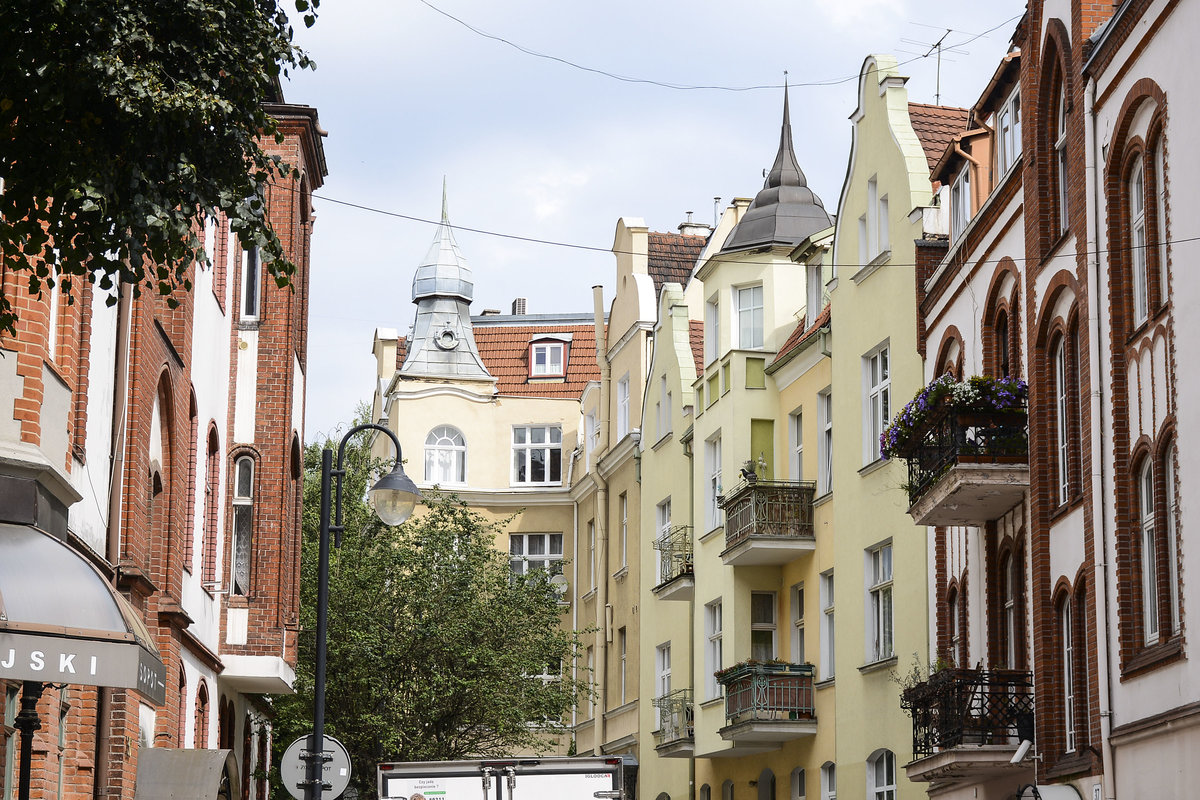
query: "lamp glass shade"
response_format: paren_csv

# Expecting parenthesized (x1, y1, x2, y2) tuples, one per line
(369, 465, 422, 526)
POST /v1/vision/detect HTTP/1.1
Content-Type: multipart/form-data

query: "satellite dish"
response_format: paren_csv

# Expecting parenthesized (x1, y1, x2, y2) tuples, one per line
(549, 574, 569, 596)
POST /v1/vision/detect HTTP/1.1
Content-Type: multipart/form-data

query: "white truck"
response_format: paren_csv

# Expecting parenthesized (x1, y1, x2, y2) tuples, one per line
(376, 756, 637, 800)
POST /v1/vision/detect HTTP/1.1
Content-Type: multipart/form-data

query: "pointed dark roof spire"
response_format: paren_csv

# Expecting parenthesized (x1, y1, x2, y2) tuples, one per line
(720, 80, 831, 254)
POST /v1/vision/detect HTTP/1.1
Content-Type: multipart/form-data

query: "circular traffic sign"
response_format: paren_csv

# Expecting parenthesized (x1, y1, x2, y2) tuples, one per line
(280, 734, 352, 800)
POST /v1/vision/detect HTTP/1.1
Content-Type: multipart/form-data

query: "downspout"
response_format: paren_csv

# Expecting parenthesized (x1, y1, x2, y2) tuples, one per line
(1085, 74, 1118, 800)
(571, 499, 579, 733)
(592, 285, 611, 751)
(96, 284, 133, 799)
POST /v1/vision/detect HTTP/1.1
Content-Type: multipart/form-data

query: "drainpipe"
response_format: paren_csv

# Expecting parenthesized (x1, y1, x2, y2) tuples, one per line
(96, 283, 133, 799)
(571, 499, 579, 734)
(1085, 74, 1117, 800)
(592, 285, 611, 751)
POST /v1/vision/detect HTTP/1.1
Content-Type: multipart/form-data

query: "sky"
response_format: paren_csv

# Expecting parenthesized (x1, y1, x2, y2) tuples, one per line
(285, 0, 1028, 440)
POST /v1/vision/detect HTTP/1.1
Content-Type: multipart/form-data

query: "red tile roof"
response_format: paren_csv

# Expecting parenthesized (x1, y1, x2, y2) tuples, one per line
(771, 305, 830, 368)
(908, 102, 970, 175)
(647, 232, 707, 295)
(689, 320, 704, 375)
(473, 323, 602, 398)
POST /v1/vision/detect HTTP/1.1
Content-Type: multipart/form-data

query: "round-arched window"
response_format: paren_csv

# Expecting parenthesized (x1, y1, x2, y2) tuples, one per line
(425, 426, 466, 484)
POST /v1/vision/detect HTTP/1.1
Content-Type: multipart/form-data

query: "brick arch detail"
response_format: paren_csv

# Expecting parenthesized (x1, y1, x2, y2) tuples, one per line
(934, 326, 965, 379)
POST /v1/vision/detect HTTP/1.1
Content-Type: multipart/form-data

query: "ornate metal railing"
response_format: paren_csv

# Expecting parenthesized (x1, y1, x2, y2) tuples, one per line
(653, 525, 694, 587)
(717, 662, 815, 724)
(902, 406, 1028, 505)
(900, 668, 1034, 759)
(652, 688, 694, 745)
(718, 480, 816, 551)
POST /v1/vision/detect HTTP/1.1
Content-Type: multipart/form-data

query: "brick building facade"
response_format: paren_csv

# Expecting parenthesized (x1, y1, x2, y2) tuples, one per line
(0, 96, 325, 800)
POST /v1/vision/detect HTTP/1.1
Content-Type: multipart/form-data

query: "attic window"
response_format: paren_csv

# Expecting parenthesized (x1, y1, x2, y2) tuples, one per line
(531, 342, 565, 377)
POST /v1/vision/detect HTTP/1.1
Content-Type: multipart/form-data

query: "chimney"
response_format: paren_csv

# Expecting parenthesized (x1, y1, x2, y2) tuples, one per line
(678, 210, 713, 238)
(480, 308, 501, 316)
(511, 298, 527, 315)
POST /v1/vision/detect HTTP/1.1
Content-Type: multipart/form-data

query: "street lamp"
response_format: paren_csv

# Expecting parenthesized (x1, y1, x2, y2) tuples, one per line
(305, 423, 421, 800)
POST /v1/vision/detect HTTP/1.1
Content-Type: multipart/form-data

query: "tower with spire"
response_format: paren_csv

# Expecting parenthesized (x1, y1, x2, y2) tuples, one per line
(720, 83, 832, 253)
(398, 183, 494, 382)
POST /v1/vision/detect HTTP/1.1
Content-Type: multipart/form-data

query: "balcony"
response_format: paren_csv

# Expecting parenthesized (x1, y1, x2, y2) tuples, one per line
(652, 688, 694, 757)
(901, 407, 1029, 527)
(718, 480, 816, 566)
(652, 525, 694, 601)
(717, 662, 816, 744)
(900, 668, 1034, 784)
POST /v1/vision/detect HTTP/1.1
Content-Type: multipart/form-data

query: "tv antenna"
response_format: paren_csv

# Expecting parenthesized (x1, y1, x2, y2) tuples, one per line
(897, 28, 969, 104)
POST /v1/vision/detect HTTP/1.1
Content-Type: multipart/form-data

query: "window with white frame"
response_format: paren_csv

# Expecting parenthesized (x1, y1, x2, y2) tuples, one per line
(1130, 156, 1149, 326)
(867, 750, 896, 800)
(751, 592, 777, 661)
(530, 341, 565, 376)
(587, 520, 596, 590)
(997, 89, 1022, 175)
(951, 164, 971, 241)
(818, 390, 833, 494)
(1053, 338, 1070, 505)
(616, 374, 630, 439)
(949, 587, 962, 666)
(820, 571, 835, 679)
(586, 412, 599, 463)
(736, 284, 764, 349)
(1003, 553, 1019, 667)
(1139, 461, 1159, 644)
(857, 215, 869, 264)
(509, 533, 563, 576)
(806, 263, 824, 327)
(656, 497, 672, 583)
(656, 642, 671, 699)
(203, 214, 217, 265)
(1055, 88, 1069, 233)
(511, 425, 562, 485)
(705, 296, 720, 363)
(45, 281, 61, 363)
(1061, 598, 1076, 752)
(820, 763, 836, 800)
(791, 583, 805, 664)
(1154, 138, 1167, 304)
(706, 435, 722, 530)
(656, 375, 669, 439)
(866, 177, 880, 257)
(231, 456, 254, 595)
(791, 767, 806, 800)
(877, 195, 890, 254)
(864, 346, 890, 464)
(1166, 444, 1180, 634)
(618, 627, 627, 704)
(424, 425, 466, 484)
(868, 543, 893, 662)
(789, 410, 803, 480)
(706, 600, 723, 699)
(619, 492, 628, 569)
(241, 245, 261, 321)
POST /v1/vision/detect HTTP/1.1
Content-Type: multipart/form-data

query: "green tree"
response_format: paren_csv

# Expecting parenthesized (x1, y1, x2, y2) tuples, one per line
(0, 0, 320, 334)
(272, 426, 590, 800)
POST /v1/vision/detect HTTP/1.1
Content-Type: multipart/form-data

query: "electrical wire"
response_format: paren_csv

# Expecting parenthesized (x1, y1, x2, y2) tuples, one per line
(416, 0, 1022, 92)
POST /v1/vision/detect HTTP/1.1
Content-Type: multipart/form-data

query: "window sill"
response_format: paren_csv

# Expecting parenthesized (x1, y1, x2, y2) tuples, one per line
(699, 525, 724, 543)
(1121, 636, 1184, 680)
(613, 566, 629, 582)
(651, 432, 673, 451)
(700, 697, 724, 709)
(1040, 229, 1072, 268)
(857, 458, 889, 477)
(851, 249, 891, 284)
(814, 676, 835, 690)
(581, 588, 597, 603)
(1043, 749, 1099, 780)
(858, 655, 897, 675)
(813, 491, 833, 508)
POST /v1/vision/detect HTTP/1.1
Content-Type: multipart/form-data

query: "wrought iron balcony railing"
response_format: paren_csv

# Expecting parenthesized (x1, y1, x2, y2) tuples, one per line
(717, 661, 815, 724)
(900, 668, 1034, 759)
(653, 525, 694, 587)
(718, 479, 816, 551)
(652, 688, 694, 745)
(902, 406, 1028, 506)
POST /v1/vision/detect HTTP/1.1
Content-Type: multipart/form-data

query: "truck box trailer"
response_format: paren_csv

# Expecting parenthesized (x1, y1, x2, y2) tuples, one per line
(376, 756, 637, 800)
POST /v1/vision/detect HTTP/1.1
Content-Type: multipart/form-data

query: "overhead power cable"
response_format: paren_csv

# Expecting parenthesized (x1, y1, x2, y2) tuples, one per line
(415, 0, 1022, 92)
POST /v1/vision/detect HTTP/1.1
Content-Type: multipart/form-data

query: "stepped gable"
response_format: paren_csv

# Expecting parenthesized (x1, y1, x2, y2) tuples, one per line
(908, 102, 970, 175)
(648, 232, 707, 294)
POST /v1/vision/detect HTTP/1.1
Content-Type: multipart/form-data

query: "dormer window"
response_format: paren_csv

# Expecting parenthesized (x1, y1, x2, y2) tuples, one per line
(530, 341, 565, 377)
(996, 89, 1021, 175)
(951, 164, 971, 241)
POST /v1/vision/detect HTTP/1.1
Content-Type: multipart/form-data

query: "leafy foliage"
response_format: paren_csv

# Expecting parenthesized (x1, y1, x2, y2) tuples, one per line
(271, 423, 590, 800)
(0, 0, 320, 333)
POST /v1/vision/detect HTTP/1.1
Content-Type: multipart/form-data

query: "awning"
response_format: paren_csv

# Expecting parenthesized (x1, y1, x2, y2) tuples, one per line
(0, 523, 166, 705)
(134, 749, 241, 800)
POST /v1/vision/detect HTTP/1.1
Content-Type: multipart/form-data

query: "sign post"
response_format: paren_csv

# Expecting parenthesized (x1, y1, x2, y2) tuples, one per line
(281, 734, 352, 800)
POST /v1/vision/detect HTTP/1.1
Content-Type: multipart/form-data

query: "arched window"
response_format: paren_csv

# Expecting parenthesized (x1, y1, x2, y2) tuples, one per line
(1153, 137, 1167, 304)
(999, 550, 1023, 668)
(232, 456, 255, 596)
(184, 394, 198, 570)
(790, 767, 806, 800)
(700, 786, 711, 800)
(195, 681, 210, 749)
(996, 310, 1011, 378)
(722, 779, 734, 800)
(757, 769, 775, 800)
(177, 669, 187, 746)
(1138, 459, 1159, 644)
(947, 586, 962, 667)
(1059, 594, 1076, 753)
(820, 763, 836, 800)
(867, 750, 895, 800)
(1054, 86, 1069, 232)
(202, 426, 221, 586)
(1129, 156, 1149, 325)
(425, 426, 466, 484)
(1165, 444, 1180, 634)
(1052, 335, 1070, 505)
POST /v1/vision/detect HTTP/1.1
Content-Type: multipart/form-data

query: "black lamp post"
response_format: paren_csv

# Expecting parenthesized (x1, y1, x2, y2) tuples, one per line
(304, 423, 421, 800)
